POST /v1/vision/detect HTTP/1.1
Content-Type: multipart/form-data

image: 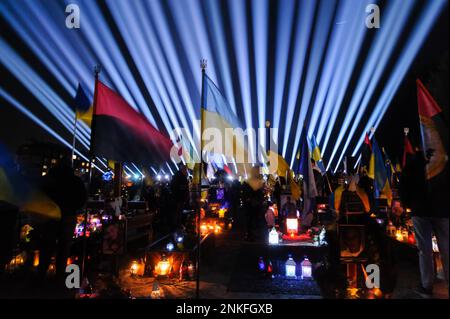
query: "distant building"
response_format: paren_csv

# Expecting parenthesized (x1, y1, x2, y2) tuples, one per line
(16, 141, 69, 179)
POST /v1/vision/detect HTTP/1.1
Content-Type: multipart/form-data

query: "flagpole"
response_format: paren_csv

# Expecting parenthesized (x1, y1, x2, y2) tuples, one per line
(195, 59, 207, 299)
(81, 64, 101, 281)
(71, 112, 78, 168)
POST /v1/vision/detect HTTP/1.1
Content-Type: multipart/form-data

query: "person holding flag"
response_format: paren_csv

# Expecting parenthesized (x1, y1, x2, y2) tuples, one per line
(371, 137, 393, 207)
(400, 79, 448, 298)
(310, 135, 326, 196)
(297, 126, 318, 229)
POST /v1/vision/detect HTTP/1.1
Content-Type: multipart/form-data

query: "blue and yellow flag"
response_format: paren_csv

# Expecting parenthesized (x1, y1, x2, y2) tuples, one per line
(310, 134, 326, 174)
(0, 143, 60, 219)
(297, 126, 318, 213)
(201, 73, 252, 176)
(72, 83, 93, 127)
(372, 138, 392, 206)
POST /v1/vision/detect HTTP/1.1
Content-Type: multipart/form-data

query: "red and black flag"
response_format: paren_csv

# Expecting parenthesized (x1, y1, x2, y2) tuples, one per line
(361, 132, 372, 171)
(417, 79, 448, 216)
(90, 80, 173, 165)
(402, 134, 415, 168)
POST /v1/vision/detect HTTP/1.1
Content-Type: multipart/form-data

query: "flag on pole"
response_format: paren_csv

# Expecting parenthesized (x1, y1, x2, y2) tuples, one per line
(201, 73, 252, 176)
(91, 80, 173, 165)
(310, 134, 326, 174)
(372, 138, 392, 205)
(382, 147, 395, 186)
(402, 134, 415, 168)
(361, 132, 372, 175)
(0, 143, 60, 219)
(417, 79, 448, 216)
(417, 79, 448, 179)
(72, 83, 93, 126)
(297, 126, 318, 215)
(268, 151, 300, 201)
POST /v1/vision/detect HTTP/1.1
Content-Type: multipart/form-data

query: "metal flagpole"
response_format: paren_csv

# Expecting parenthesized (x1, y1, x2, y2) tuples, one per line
(71, 112, 78, 168)
(81, 64, 101, 280)
(196, 59, 207, 299)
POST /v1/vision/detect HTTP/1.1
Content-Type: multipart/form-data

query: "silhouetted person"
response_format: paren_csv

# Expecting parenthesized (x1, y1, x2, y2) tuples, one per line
(170, 165, 189, 232)
(242, 167, 264, 241)
(400, 149, 449, 297)
(0, 201, 18, 275)
(38, 162, 87, 283)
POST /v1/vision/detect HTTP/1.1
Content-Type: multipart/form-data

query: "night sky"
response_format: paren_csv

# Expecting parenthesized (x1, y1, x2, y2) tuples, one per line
(0, 0, 448, 169)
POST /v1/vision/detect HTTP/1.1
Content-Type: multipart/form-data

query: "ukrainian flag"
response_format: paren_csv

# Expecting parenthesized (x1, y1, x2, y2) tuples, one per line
(72, 83, 93, 127)
(201, 73, 252, 176)
(310, 134, 326, 174)
(0, 143, 60, 219)
(372, 138, 392, 206)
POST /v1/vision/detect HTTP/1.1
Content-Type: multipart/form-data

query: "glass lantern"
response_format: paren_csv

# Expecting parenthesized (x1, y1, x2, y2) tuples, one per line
(268, 227, 279, 245)
(301, 257, 312, 279)
(285, 255, 297, 278)
(286, 218, 298, 236)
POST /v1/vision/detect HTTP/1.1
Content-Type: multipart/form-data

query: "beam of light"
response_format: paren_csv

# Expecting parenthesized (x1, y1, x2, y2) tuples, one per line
(106, 0, 190, 151)
(308, 0, 368, 142)
(272, 0, 295, 140)
(165, 162, 174, 176)
(0, 87, 105, 174)
(123, 165, 137, 177)
(228, 0, 255, 163)
(131, 163, 145, 177)
(105, 0, 175, 135)
(315, 0, 370, 153)
(349, 0, 448, 164)
(281, 0, 316, 157)
(144, 0, 200, 154)
(150, 166, 158, 175)
(204, 0, 237, 115)
(327, 0, 416, 172)
(71, 0, 157, 127)
(251, 0, 268, 146)
(0, 37, 91, 149)
(354, 154, 362, 170)
(289, 0, 337, 168)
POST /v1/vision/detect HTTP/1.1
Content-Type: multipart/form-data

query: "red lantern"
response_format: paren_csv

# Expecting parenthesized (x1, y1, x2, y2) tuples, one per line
(408, 232, 416, 245)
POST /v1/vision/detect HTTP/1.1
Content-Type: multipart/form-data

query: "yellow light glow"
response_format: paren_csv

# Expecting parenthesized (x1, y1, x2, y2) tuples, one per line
(395, 230, 403, 242)
(157, 260, 171, 276)
(286, 218, 298, 234)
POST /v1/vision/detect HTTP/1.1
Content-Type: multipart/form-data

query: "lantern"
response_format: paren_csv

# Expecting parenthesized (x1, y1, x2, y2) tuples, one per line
(258, 257, 265, 272)
(156, 255, 171, 277)
(47, 257, 56, 275)
(402, 229, 409, 242)
(33, 250, 40, 267)
(214, 225, 222, 234)
(130, 259, 145, 276)
(387, 221, 396, 237)
(286, 218, 298, 235)
(285, 255, 297, 278)
(395, 229, 403, 242)
(218, 208, 226, 218)
(268, 228, 279, 245)
(200, 223, 208, 236)
(407, 232, 416, 245)
(301, 257, 312, 279)
(151, 280, 161, 299)
(267, 260, 273, 275)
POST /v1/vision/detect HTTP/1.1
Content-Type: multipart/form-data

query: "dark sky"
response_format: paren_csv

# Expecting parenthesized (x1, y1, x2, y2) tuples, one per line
(0, 1, 448, 165)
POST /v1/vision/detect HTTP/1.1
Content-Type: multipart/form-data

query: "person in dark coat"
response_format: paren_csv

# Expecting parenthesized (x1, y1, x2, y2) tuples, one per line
(241, 168, 264, 241)
(400, 149, 449, 297)
(169, 165, 189, 232)
(38, 161, 87, 282)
